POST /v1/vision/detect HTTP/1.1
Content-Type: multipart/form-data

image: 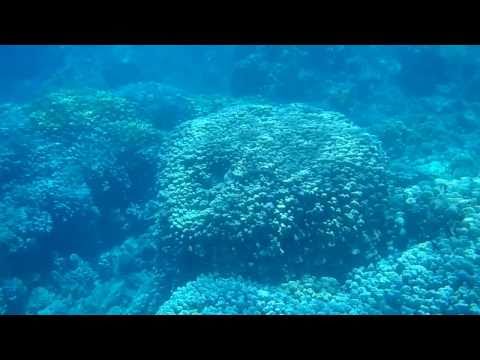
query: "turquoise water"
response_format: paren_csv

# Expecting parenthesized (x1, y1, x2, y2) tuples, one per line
(0, 45, 479, 314)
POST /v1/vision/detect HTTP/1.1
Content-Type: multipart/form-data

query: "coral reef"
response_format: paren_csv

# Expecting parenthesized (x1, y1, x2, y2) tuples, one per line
(0, 89, 166, 278)
(26, 235, 172, 315)
(2, 45, 480, 315)
(114, 82, 244, 131)
(156, 103, 391, 278)
(158, 233, 480, 315)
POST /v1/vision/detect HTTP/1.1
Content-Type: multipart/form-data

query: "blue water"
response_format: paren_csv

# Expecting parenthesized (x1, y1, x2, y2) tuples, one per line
(1, 45, 479, 315)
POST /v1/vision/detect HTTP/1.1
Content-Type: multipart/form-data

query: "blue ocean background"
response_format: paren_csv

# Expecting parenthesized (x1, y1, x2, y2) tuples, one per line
(0, 45, 479, 315)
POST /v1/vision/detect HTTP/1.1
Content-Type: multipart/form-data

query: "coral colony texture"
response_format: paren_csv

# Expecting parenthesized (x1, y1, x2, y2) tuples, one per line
(0, 45, 480, 314)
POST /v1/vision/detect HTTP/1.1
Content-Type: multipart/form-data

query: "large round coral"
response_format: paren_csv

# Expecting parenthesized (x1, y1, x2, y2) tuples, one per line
(157, 104, 390, 278)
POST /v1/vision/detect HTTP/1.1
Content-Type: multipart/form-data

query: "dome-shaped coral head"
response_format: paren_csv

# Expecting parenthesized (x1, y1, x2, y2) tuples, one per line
(157, 103, 390, 280)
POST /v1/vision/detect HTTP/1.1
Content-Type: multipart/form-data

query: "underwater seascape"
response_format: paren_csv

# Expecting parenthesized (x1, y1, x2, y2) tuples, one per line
(0, 45, 479, 315)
